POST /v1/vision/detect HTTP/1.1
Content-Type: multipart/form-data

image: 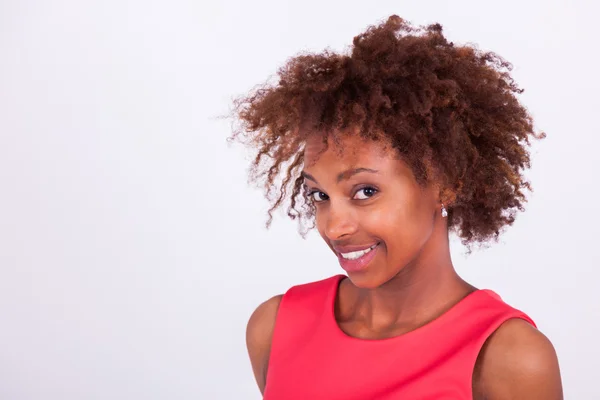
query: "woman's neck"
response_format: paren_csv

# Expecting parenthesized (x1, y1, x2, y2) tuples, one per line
(338, 232, 475, 335)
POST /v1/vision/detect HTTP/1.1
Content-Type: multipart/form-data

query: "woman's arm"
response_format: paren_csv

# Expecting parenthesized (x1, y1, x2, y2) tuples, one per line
(473, 318, 563, 399)
(245, 295, 282, 395)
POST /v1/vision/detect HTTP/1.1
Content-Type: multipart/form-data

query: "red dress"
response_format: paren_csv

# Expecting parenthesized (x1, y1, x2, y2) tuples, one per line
(263, 274, 535, 399)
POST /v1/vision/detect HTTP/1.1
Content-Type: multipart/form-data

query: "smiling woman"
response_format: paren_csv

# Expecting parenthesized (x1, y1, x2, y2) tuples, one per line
(230, 15, 563, 400)
(301, 135, 442, 285)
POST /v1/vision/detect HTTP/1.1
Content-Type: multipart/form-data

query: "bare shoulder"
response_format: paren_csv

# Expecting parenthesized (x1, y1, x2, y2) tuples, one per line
(473, 318, 563, 399)
(246, 294, 283, 394)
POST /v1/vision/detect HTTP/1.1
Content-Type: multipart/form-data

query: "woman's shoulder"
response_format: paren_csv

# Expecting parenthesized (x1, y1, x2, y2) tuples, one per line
(247, 294, 284, 347)
(246, 274, 341, 339)
(473, 318, 563, 399)
(244, 274, 342, 392)
(246, 294, 284, 352)
(245, 294, 283, 393)
(246, 274, 342, 335)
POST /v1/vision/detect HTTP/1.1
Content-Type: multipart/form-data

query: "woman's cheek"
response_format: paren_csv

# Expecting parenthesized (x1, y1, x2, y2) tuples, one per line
(366, 197, 427, 241)
(362, 201, 404, 233)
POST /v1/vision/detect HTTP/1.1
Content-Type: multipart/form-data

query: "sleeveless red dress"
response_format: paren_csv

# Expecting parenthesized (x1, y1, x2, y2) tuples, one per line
(263, 274, 535, 400)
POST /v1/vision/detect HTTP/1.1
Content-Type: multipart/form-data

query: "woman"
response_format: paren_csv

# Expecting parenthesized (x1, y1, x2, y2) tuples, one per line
(231, 16, 563, 399)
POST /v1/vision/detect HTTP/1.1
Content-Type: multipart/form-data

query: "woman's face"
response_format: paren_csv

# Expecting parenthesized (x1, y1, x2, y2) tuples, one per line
(302, 133, 441, 288)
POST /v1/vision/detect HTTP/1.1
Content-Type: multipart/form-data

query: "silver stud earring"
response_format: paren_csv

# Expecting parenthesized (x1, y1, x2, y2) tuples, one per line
(441, 203, 448, 218)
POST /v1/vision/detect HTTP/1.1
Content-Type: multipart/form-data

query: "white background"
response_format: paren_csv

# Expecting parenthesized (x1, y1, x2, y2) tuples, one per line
(1, 0, 598, 398)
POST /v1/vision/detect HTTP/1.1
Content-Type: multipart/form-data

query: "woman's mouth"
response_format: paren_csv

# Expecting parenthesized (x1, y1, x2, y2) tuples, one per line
(336, 243, 380, 272)
(339, 243, 378, 260)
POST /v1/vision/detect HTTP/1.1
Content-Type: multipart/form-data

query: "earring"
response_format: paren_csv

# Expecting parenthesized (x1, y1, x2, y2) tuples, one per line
(441, 203, 448, 218)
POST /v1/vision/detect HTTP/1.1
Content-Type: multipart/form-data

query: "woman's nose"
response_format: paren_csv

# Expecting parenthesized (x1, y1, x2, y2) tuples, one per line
(322, 204, 358, 240)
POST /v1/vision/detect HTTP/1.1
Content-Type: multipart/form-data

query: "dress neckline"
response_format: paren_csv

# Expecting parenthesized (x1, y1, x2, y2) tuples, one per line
(326, 274, 493, 343)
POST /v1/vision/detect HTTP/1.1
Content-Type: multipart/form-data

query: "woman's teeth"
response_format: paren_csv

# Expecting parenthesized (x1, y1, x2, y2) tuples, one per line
(340, 244, 378, 260)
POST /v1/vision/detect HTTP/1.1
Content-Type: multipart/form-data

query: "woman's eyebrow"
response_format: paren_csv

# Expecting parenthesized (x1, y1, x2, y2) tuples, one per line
(336, 168, 379, 183)
(301, 168, 379, 184)
(301, 171, 318, 183)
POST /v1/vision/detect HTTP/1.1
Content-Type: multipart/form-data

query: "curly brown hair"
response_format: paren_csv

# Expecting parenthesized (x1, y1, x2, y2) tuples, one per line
(229, 15, 544, 247)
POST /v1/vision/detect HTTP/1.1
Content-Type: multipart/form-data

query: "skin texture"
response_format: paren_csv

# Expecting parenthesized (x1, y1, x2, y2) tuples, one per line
(246, 134, 563, 399)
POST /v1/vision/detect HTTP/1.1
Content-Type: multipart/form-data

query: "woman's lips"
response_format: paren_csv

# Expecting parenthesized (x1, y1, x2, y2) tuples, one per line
(336, 243, 380, 273)
(333, 242, 379, 254)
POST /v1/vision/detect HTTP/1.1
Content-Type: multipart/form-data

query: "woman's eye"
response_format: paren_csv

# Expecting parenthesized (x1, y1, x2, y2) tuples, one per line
(353, 187, 378, 200)
(310, 191, 329, 202)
